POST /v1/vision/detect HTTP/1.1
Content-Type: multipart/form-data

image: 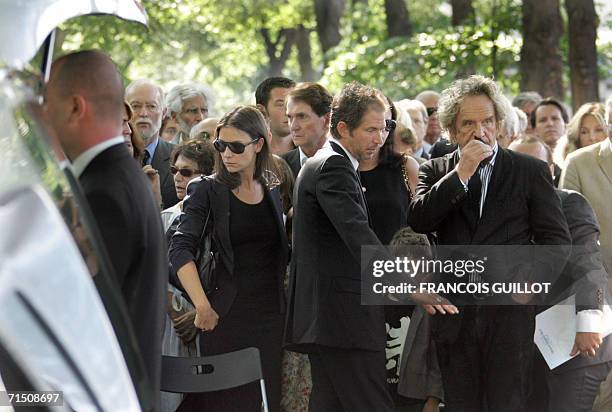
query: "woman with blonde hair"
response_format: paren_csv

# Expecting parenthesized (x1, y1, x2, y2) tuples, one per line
(558, 102, 607, 161)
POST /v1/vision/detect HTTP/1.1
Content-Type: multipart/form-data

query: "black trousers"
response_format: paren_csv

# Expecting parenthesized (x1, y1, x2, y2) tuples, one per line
(436, 306, 535, 412)
(307, 345, 394, 412)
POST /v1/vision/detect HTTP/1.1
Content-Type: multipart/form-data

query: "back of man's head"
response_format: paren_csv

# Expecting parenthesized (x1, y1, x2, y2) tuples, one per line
(50, 50, 124, 122)
(415, 90, 441, 109)
(255, 77, 296, 107)
(512, 91, 542, 110)
(509, 136, 553, 166)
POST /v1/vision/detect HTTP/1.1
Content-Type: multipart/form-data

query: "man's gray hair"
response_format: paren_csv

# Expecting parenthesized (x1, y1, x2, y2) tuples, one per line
(514, 107, 528, 135)
(396, 99, 428, 122)
(125, 79, 166, 111)
(166, 83, 215, 115)
(438, 75, 507, 133)
(512, 91, 542, 109)
(500, 95, 519, 137)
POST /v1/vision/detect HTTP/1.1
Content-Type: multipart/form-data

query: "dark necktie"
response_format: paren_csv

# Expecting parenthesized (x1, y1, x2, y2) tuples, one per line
(142, 149, 151, 167)
(467, 172, 482, 216)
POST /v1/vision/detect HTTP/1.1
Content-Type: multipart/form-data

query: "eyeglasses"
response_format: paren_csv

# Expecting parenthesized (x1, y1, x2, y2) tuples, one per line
(385, 119, 397, 132)
(426, 107, 438, 116)
(170, 166, 202, 177)
(213, 138, 260, 154)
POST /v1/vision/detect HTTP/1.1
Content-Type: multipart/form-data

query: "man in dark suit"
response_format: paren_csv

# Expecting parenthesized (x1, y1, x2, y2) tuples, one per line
(408, 75, 571, 411)
(285, 82, 455, 411)
(44, 50, 167, 405)
(281, 82, 332, 179)
(126, 79, 179, 209)
(510, 137, 612, 412)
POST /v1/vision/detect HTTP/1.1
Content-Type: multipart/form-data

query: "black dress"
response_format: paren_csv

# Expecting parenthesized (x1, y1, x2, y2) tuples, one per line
(360, 161, 410, 244)
(181, 192, 283, 412)
(360, 161, 417, 408)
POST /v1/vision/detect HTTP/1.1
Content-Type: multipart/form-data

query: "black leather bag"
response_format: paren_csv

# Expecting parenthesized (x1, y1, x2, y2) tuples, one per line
(195, 208, 218, 296)
(167, 208, 218, 297)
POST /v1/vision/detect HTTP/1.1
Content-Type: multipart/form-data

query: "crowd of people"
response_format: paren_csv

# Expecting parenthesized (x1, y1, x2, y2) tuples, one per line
(41, 48, 612, 412)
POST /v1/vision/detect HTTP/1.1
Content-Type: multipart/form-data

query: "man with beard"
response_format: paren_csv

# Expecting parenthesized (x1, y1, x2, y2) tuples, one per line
(126, 79, 179, 208)
(166, 83, 215, 144)
(285, 81, 456, 410)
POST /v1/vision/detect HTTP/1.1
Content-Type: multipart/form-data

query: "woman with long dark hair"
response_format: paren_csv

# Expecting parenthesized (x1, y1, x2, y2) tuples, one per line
(169, 105, 288, 411)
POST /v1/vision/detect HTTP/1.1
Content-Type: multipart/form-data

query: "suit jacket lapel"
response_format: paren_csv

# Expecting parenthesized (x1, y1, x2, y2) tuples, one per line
(266, 187, 289, 259)
(152, 140, 172, 186)
(330, 141, 372, 223)
(598, 140, 612, 185)
(447, 151, 479, 235)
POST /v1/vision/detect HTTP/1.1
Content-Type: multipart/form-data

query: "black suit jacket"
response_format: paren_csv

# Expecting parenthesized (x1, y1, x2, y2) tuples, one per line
(408, 148, 571, 340)
(281, 148, 301, 179)
(284, 141, 386, 353)
(429, 138, 458, 159)
(152, 139, 179, 209)
(169, 176, 289, 317)
(549, 189, 612, 372)
(79, 143, 167, 397)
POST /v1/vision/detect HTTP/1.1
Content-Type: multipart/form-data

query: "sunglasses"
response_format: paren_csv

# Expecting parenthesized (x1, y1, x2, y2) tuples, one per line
(170, 166, 202, 177)
(426, 107, 438, 116)
(213, 138, 260, 154)
(385, 119, 397, 132)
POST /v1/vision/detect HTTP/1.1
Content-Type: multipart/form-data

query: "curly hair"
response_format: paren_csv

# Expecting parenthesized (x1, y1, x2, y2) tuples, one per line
(438, 75, 507, 143)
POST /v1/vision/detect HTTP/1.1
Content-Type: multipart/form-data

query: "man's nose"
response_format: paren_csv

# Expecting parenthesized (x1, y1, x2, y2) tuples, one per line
(374, 130, 384, 145)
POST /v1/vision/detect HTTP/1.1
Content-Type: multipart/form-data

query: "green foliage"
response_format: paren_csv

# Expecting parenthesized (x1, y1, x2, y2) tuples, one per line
(26, 0, 610, 112)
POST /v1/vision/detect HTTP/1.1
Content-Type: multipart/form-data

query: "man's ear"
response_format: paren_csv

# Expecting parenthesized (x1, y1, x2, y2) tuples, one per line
(336, 120, 350, 139)
(68, 94, 87, 123)
(256, 103, 268, 116)
(323, 112, 331, 128)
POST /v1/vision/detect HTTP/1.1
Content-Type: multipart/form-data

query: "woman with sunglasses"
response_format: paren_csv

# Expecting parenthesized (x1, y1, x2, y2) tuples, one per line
(169, 105, 289, 412)
(358, 96, 436, 411)
(160, 139, 215, 412)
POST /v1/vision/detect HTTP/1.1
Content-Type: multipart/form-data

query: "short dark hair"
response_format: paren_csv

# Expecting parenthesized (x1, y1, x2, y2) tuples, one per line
(51, 50, 124, 120)
(214, 105, 274, 189)
(171, 139, 216, 176)
(330, 81, 387, 140)
(255, 77, 296, 107)
(288, 82, 333, 117)
(530, 97, 569, 128)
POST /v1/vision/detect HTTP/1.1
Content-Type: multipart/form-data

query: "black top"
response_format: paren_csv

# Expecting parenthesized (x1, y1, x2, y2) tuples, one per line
(229, 192, 281, 310)
(360, 163, 410, 244)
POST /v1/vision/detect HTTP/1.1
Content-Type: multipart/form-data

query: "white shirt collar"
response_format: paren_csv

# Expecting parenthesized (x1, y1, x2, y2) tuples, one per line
(72, 136, 126, 178)
(328, 137, 359, 171)
(298, 147, 309, 167)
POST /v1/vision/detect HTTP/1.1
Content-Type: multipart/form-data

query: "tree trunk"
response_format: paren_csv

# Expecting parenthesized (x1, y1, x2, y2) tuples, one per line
(565, 0, 599, 111)
(451, 0, 475, 26)
(260, 28, 296, 77)
(520, 0, 564, 99)
(451, 0, 475, 78)
(314, 0, 345, 57)
(384, 0, 412, 38)
(296, 25, 315, 82)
